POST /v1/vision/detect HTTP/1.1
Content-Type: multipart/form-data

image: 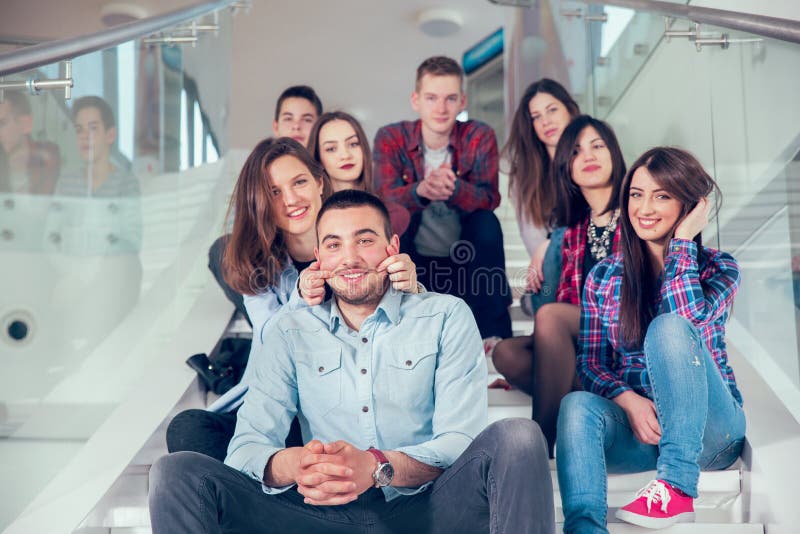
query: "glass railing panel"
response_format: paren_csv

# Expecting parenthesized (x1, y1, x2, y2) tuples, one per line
(588, 7, 666, 119)
(598, 16, 717, 173)
(701, 26, 800, 403)
(0, 7, 232, 530)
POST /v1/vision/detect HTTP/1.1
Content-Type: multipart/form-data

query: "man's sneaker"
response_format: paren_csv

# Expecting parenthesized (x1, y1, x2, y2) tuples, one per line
(615, 479, 695, 529)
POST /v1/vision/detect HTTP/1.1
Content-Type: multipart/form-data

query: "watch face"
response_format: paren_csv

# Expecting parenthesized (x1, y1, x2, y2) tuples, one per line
(375, 462, 395, 487)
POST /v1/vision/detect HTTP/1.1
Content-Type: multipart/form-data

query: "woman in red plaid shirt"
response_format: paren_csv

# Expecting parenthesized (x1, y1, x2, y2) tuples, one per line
(556, 147, 745, 532)
(493, 115, 626, 456)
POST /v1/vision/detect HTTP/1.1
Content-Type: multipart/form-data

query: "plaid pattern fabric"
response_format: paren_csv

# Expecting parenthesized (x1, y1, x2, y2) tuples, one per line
(556, 214, 621, 305)
(372, 120, 500, 215)
(578, 238, 743, 405)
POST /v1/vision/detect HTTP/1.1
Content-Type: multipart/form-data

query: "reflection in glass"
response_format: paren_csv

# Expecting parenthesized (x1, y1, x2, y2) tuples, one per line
(0, 91, 60, 195)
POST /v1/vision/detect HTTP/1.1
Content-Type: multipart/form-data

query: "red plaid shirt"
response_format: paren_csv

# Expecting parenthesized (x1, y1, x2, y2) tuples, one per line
(372, 120, 500, 214)
(556, 214, 621, 305)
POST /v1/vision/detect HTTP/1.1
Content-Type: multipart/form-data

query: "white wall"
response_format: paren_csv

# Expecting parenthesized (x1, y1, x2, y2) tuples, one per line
(693, 0, 800, 22)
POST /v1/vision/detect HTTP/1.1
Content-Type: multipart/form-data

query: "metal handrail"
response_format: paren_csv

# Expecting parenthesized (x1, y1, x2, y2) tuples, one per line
(490, 0, 800, 45)
(0, 0, 237, 75)
(592, 1, 800, 44)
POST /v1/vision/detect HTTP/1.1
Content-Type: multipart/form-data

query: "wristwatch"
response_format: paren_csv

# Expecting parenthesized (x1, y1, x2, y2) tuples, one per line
(366, 447, 394, 488)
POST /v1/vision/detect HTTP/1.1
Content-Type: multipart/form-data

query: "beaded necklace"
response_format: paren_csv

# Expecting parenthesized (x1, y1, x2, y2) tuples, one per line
(587, 209, 619, 261)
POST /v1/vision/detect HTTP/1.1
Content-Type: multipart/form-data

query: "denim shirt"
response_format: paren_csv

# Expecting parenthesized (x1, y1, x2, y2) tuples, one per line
(224, 290, 488, 501)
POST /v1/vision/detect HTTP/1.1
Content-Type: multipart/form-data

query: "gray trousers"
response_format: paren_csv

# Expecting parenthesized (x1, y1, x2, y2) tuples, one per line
(148, 418, 555, 534)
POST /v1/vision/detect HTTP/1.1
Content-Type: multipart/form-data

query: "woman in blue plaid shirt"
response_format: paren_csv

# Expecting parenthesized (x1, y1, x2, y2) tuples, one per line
(556, 147, 745, 532)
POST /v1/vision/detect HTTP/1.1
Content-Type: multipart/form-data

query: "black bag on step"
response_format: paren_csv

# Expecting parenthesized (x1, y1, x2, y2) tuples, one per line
(186, 337, 252, 395)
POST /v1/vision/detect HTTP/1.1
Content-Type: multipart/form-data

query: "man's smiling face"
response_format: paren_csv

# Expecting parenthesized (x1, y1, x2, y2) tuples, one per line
(316, 205, 398, 306)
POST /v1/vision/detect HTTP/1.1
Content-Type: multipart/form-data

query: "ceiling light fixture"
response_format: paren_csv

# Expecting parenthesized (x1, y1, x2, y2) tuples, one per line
(416, 8, 463, 38)
(100, 3, 149, 27)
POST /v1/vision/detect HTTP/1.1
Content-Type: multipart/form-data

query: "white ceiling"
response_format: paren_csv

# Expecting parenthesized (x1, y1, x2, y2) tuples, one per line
(229, 0, 510, 149)
(0, 0, 510, 150)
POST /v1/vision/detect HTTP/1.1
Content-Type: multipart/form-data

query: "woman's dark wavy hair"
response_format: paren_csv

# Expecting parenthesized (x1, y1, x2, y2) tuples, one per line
(502, 78, 580, 228)
(222, 137, 331, 295)
(618, 146, 721, 346)
(551, 115, 626, 228)
(308, 111, 374, 193)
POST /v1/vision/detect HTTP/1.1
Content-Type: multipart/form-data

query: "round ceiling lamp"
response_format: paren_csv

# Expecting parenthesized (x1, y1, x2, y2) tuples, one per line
(417, 8, 463, 38)
(100, 3, 149, 27)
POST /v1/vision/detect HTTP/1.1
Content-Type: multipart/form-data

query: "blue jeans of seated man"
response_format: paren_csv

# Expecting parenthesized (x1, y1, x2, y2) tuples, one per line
(527, 226, 565, 315)
(149, 419, 555, 534)
(556, 314, 746, 534)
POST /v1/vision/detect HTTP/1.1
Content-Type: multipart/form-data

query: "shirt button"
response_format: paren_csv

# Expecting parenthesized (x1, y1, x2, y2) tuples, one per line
(318, 366, 324, 372)
(361, 368, 367, 375)
(362, 406, 369, 413)
(405, 360, 412, 367)
(361, 337, 368, 343)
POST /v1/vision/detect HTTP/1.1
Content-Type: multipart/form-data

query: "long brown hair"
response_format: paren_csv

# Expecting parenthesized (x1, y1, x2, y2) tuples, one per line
(503, 78, 580, 227)
(618, 147, 721, 346)
(551, 115, 626, 228)
(222, 137, 331, 295)
(308, 111, 374, 193)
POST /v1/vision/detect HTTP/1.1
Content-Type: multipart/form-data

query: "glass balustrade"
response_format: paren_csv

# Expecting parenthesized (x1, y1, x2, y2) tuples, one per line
(0, 7, 233, 530)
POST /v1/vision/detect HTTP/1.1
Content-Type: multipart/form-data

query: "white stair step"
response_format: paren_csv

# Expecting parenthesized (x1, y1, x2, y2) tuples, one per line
(506, 258, 529, 269)
(551, 465, 742, 494)
(488, 386, 532, 407)
(513, 320, 533, 336)
(552, 465, 744, 524)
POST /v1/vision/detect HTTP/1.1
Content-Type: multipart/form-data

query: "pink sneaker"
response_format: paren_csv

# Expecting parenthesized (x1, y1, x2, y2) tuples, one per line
(615, 479, 695, 529)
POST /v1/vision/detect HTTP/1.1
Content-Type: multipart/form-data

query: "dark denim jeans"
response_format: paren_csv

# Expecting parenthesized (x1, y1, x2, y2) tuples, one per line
(405, 210, 512, 339)
(150, 419, 555, 534)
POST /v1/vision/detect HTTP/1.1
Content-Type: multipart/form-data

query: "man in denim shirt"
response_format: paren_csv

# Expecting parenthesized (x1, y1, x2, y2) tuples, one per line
(150, 190, 554, 533)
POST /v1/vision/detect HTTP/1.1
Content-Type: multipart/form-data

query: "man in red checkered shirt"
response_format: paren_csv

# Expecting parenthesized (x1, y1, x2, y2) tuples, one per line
(373, 56, 511, 343)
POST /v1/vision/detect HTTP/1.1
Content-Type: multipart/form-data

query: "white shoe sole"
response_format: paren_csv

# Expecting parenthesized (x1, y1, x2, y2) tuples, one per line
(614, 509, 696, 529)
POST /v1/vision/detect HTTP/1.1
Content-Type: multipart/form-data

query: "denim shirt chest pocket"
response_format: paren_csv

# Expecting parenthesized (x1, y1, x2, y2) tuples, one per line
(295, 348, 343, 418)
(385, 341, 438, 409)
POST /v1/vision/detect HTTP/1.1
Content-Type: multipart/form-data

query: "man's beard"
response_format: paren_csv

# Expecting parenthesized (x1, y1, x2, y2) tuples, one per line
(329, 273, 390, 306)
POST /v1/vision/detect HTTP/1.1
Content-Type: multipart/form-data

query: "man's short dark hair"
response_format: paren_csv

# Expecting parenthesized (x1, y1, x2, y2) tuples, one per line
(416, 56, 464, 91)
(274, 85, 323, 121)
(316, 189, 393, 241)
(1, 90, 32, 117)
(71, 95, 116, 129)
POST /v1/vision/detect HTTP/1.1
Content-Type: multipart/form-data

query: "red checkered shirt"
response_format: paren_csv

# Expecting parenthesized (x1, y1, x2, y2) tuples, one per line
(556, 214, 621, 305)
(372, 120, 500, 214)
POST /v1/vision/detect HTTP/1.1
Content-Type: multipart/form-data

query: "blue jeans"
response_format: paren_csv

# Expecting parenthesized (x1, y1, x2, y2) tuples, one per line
(556, 314, 746, 534)
(527, 226, 565, 315)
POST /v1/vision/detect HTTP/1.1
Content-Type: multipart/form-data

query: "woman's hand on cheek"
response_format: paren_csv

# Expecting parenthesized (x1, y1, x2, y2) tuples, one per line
(377, 247, 418, 293)
(298, 261, 332, 306)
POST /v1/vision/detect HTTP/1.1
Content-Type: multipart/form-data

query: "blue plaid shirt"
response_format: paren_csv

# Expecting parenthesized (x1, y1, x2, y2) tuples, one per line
(578, 238, 743, 405)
